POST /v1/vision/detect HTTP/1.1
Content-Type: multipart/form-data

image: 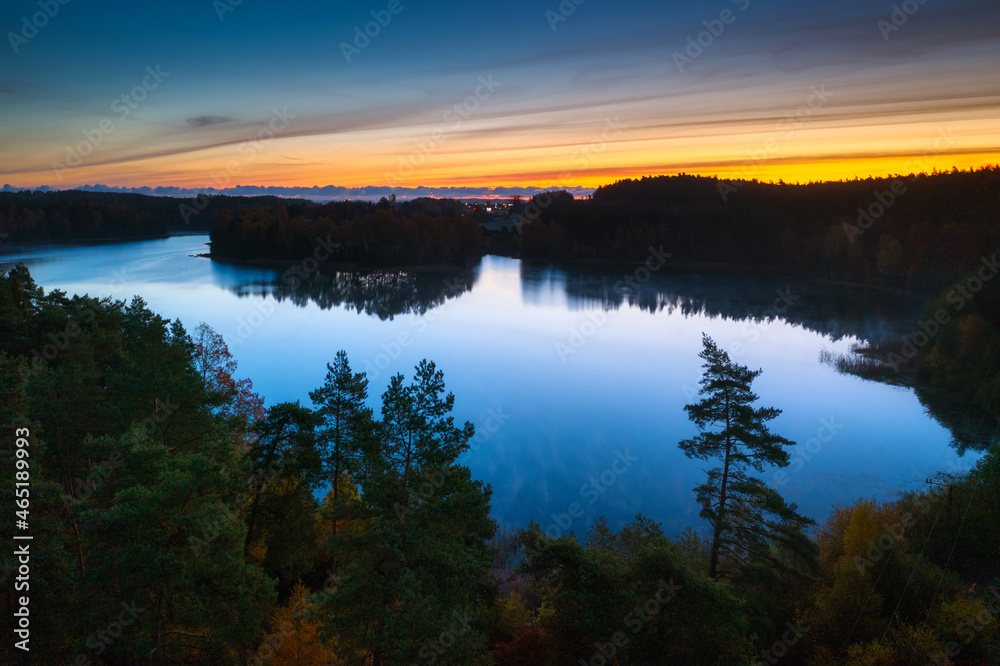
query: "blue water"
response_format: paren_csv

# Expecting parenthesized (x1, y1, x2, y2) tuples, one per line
(1, 235, 976, 537)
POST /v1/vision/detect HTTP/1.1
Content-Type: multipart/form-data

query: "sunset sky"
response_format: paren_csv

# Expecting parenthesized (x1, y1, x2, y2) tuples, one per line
(2, 0, 998, 198)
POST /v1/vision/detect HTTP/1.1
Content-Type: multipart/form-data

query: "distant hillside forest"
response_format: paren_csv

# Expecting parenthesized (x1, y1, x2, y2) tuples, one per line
(0, 190, 289, 242)
(201, 167, 1000, 290)
(5, 167, 997, 285)
(520, 166, 1000, 293)
(209, 197, 484, 267)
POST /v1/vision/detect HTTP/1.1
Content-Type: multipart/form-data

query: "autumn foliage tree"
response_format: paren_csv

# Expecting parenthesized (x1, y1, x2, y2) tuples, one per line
(193, 322, 266, 429)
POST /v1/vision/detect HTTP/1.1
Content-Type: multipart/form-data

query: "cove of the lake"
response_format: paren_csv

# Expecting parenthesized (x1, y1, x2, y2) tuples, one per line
(2, 234, 978, 537)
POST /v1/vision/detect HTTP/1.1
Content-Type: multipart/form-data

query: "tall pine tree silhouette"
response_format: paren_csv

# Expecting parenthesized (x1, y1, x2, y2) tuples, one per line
(680, 334, 815, 579)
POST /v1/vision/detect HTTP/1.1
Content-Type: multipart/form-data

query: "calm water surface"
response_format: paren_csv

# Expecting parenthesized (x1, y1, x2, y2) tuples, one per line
(1, 235, 977, 536)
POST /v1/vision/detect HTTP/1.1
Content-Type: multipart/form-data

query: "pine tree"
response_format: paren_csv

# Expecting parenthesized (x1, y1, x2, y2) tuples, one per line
(680, 334, 815, 580)
(309, 350, 372, 558)
(244, 402, 321, 558)
(321, 360, 495, 664)
(76, 425, 276, 663)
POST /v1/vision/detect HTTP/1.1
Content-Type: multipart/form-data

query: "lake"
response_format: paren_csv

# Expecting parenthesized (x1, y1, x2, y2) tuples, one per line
(1, 234, 978, 537)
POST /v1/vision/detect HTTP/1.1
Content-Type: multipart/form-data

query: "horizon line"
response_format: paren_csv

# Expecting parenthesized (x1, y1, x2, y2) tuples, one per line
(4, 164, 997, 202)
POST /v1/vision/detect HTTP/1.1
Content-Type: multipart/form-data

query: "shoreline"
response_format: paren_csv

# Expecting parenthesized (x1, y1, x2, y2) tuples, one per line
(0, 230, 213, 252)
(204, 248, 930, 297)
(0, 230, 928, 298)
(495, 252, 926, 297)
(199, 252, 476, 274)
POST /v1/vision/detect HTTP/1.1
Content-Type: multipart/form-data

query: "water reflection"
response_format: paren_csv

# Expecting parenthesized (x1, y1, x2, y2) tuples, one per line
(821, 343, 999, 454)
(3, 237, 976, 533)
(225, 266, 478, 321)
(522, 262, 931, 342)
(230, 257, 929, 342)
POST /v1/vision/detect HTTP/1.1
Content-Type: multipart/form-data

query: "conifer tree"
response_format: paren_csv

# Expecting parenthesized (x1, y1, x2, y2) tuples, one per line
(680, 334, 815, 580)
(309, 350, 372, 555)
(321, 360, 495, 665)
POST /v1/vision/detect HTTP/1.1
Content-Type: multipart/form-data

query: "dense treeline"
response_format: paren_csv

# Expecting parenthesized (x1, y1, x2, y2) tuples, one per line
(520, 166, 1000, 293)
(209, 197, 483, 267)
(518, 167, 1000, 447)
(1, 264, 997, 664)
(0, 190, 290, 241)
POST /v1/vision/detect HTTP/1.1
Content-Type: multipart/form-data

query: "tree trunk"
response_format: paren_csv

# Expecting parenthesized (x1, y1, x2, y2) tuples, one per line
(709, 395, 733, 580)
(244, 442, 277, 556)
(331, 439, 339, 570)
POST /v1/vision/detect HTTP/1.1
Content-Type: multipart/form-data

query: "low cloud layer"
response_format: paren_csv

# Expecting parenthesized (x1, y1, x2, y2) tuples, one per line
(2, 182, 596, 202)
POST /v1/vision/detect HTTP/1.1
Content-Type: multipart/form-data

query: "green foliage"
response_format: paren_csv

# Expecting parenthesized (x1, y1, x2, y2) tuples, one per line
(76, 426, 276, 662)
(210, 199, 483, 266)
(310, 351, 371, 500)
(518, 167, 1000, 293)
(318, 360, 496, 664)
(798, 495, 998, 662)
(680, 334, 816, 579)
(514, 516, 752, 665)
(3, 263, 999, 665)
(0, 189, 291, 239)
(243, 402, 323, 593)
(0, 265, 275, 663)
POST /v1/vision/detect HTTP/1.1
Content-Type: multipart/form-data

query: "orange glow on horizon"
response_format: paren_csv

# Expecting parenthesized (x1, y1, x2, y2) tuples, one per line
(3, 106, 998, 193)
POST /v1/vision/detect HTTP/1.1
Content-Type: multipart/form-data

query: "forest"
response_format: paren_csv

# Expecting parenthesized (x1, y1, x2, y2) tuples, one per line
(519, 166, 1000, 293)
(196, 167, 1000, 292)
(514, 167, 1000, 448)
(0, 190, 289, 242)
(1, 264, 997, 665)
(208, 197, 483, 268)
(6, 167, 997, 284)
